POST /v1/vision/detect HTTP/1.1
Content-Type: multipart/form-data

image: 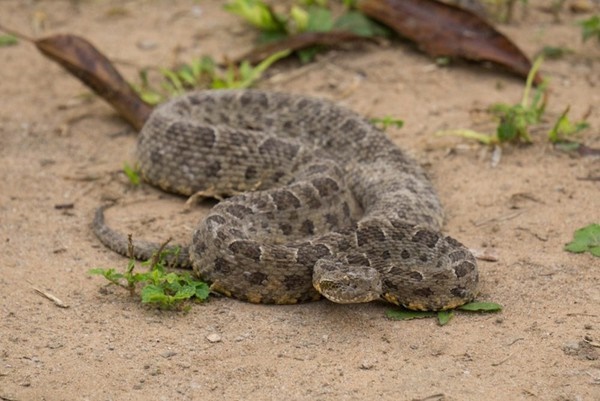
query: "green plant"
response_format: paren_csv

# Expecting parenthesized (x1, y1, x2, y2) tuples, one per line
(579, 15, 600, 42)
(133, 51, 289, 105)
(123, 162, 141, 186)
(0, 34, 18, 47)
(386, 301, 503, 326)
(488, 56, 546, 144)
(564, 224, 600, 257)
(223, 0, 388, 61)
(547, 106, 589, 144)
(90, 237, 210, 310)
(370, 116, 404, 130)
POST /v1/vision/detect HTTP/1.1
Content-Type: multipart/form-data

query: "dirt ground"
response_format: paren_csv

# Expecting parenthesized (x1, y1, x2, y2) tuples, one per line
(1, 1, 599, 400)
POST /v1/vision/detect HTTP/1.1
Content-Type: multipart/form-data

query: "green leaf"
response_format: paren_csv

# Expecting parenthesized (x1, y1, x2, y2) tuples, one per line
(370, 116, 404, 130)
(386, 309, 437, 321)
(224, 0, 286, 32)
(0, 34, 18, 47)
(436, 129, 496, 145)
(548, 106, 589, 143)
(437, 311, 453, 325)
(333, 11, 390, 37)
(564, 224, 600, 257)
(578, 15, 600, 42)
(458, 302, 503, 312)
(194, 282, 211, 300)
(141, 284, 168, 304)
(306, 6, 333, 32)
(123, 163, 141, 185)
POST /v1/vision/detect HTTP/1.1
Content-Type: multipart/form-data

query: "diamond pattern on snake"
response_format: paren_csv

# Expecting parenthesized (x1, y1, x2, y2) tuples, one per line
(93, 89, 478, 311)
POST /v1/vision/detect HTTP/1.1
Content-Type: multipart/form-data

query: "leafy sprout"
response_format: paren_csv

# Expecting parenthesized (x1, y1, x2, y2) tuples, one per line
(564, 224, 600, 257)
(90, 237, 210, 310)
(386, 301, 503, 326)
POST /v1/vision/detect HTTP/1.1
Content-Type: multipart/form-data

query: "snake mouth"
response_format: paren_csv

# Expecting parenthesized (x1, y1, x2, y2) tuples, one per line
(315, 279, 382, 304)
(312, 263, 383, 304)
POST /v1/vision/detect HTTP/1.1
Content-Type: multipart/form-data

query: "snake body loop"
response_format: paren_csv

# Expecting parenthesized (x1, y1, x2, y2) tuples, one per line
(93, 90, 478, 310)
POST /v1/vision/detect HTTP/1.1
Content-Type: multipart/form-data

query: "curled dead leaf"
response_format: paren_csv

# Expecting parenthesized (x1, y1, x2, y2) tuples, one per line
(358, 0, 542, 83)
(35, 34, 152, 131)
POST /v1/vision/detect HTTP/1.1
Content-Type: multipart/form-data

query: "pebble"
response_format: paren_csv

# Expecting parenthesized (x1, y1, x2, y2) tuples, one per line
(206, 333, 222, 343)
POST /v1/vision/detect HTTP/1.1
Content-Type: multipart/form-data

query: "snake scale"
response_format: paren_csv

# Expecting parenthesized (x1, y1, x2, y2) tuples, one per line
(93, 89, 478, 310)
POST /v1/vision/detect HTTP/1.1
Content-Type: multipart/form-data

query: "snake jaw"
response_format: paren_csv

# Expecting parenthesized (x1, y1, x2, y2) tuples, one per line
(313, 261, 383, 304)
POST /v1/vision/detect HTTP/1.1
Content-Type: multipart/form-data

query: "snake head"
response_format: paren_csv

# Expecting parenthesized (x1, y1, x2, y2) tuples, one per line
(312, 260, 383, 304)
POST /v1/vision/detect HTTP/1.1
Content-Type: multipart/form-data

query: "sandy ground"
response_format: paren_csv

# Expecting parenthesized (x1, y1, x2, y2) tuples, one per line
(1, 1, 599, 400)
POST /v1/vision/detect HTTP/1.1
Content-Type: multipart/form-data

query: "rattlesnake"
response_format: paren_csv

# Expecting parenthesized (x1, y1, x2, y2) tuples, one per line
(93, 89, 478, 310)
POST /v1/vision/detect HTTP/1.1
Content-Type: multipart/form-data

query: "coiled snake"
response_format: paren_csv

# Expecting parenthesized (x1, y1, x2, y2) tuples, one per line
(93, 90, 478, 310)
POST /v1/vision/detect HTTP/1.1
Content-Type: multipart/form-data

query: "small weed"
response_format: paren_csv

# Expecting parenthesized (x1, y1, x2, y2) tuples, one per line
(547, 106, 589, 144)
(579, 15, 600, 42)
(0, 34, 18, 47)
(437, 57, 588, 148)
(224, 0, 388, 62)
(123, 162, 141, 186)
(133, 51, 289, 105)
(564, 224, 600, 257)
(90, 236, 210, 310)
(386, 301, 503, 326)
(370, 116, 404, 130)
(488, 56, 546, 144)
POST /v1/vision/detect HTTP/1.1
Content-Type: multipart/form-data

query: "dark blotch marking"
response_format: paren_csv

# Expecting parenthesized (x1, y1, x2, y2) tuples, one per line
(214, 257, 232, 274)
(448, 250, 467, 263)
(342, 202, 351, 218)
(411, 229, 440, 248)
(339, 118, 367, 141)
(306, 164, 330, 175)
(300, 220, 315, 235)
(272, 190, 301, 210)
(205, 214, 226, 225)
(312, 177, 339, 198)
(408, 271, 424, 281)
(229, 240, 261, 261)
(194, 241, 207, 253)
(245, 165, 258, 181)
(356, 225, 386, 247)
(259, 138, 300, 159)
(226, 204, 253, 219)
(401, 249, 410, 259)
(284, 274, 308, 291)
(270, 170, 286, 183)
(413, 287, 433, 297)
(204, 160, 221, 177)
(279, 223, 293, 235)
(297, 186, 321, 209)
(451, 287, 468, 298)
(445, 236, 464, 248)
(419, 254, 428, 263)
(381, 250, 391, 259)
(228, 131, 247, 147)
(454, 261, 474, 278)
(325, 213, 338, 227)
(346, 253, 370, 266)
(383, 278, 399, 291)
(245, 271, 268, 285)
(296, 243, 331, 267)
(240, 91, 268, 108)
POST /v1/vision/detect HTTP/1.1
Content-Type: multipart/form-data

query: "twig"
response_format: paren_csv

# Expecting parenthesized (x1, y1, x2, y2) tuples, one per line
(29, 282, 69, 308)
(491, 352, 514, 366)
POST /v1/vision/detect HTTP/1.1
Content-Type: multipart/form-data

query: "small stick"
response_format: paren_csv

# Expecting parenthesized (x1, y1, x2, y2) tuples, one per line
(29, 282, 69, 308)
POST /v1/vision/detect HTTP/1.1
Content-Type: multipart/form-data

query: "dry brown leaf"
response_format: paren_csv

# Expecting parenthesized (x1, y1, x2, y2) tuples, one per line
(358, 0, 542, 83)
(35, 34, 152, 131)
